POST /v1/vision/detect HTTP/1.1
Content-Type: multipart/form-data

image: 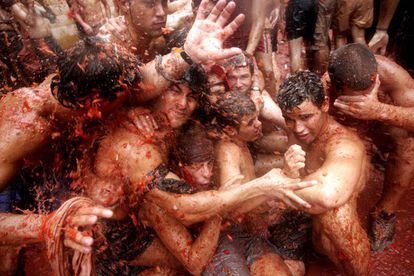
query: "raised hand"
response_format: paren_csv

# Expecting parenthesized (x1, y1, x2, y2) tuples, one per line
(334, 75, 382, 120)
(283, 144, 306, 178)
(184, 0, 245, 65)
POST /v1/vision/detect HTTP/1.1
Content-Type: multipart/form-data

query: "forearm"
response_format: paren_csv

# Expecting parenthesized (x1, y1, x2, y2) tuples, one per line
(377, 103, 414, 132)
(260, 90, 286, 129)
(146, 177, 270, 225)
(187, 216, 222, 275)
(135, 52, 189, 103)
(0, 214, 44, 245)
(377, 0, 399, 29)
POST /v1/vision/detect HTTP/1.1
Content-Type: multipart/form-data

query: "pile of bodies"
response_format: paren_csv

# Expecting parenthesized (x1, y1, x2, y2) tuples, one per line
(0, 0, 413, 275)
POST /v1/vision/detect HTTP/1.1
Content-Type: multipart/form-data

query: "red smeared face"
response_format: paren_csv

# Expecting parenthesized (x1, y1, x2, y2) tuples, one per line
(129, 0, 167, 38)
(226, 66, 252, 94)
(182, 160, 214, 191)
(283, 100, 328, 145)
(237, 112, 262, 142)
(154, 83, 198, 129)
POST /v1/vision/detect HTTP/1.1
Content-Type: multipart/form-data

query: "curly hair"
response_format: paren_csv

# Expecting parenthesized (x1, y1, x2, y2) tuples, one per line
(51, 36, 141, 108)
(328, 43, 377, 91)
(211, 93, 256, 128)
(277, 70, 325, 111)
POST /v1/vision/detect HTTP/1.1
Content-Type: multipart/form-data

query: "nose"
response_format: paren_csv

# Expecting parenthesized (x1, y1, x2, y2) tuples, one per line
(254, 119, 262, 130)
(294, 121, 305, 133)
(202, 163, 212, 179)
(176, 94, 188, 110)
(155, 1, 166, 18)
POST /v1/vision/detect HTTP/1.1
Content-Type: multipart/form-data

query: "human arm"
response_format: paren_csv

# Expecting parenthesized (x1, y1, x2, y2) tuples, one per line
(260, 90, 286, 129)
(293, 137, 366, 214)
(246, 0, 274, 54)
(140, 200, 221, 275)
(334, 70, 414, 132)
(70, 1, 94, 34)
(368, 0, 399, 55)
(168, 0, 191, 14)
(135, 0, 245, 103)
(100, 0, 111, 19)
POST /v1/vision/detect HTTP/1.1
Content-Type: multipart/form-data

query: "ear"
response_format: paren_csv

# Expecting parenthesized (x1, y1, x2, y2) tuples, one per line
(223, 125, 237, 137)
(321, 96, 330, 112)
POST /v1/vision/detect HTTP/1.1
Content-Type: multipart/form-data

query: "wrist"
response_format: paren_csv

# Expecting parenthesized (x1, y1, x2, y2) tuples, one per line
(182, 44, 201, 65)
(376, 27, 388, 32)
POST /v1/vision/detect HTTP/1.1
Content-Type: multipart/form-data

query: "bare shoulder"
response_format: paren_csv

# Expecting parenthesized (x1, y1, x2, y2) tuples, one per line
(95, 128, 164, 180)
(376, 55, 414, 89)
(215, 140, 242, 160)
(326, 123, 365, 158)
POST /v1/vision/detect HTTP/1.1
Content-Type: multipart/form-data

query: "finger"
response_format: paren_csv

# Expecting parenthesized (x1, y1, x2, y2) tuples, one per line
(76, 206, 113, 218)
(222, 14, 245, 40)
(64, 238, 91, 254)
(70, 215, 98, 227)
(372, 74, 381, 94)
(216, 1, 237, 27)
(336, 95, 365, 102)
(207, 0, 226, 22)
(281, 197, 298, 210)
(195, 0, 210, 20)
(214, 47, 242, 61)
(333, 101, 354, 112)
(150, 116, 158, 130)
(284, 180, 318, 190)
(69, 230, 94, 247)
(286, 192, 311, 209)
(139, 116, 152, 134)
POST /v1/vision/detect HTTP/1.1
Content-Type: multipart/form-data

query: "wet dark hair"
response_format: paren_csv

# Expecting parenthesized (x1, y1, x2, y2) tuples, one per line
(224, 52, 254, 75)
(51, 37, 141, 108)
(328, 43, 377, 91)
(0, 0, 15, 8)
(277, 70, 324, 111)
(212, 93, 256, 128)
(175, 122, 214, 165)
(166, 26, 191, 51)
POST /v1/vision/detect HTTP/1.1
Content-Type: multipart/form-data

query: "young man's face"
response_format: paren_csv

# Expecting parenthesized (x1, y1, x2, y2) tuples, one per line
(283, 100, 328, 145)
(182, 160, 214, 190)
(237, 112, 262, 142)
(129, 0, 167, 38)
(206, 74, 226, 105)
(155, 83, 198, 128)
(226, 66, 252, 94)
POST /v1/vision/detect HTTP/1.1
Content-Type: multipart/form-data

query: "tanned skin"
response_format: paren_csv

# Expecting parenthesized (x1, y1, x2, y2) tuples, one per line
(283, 98, 370, 275)
(333, 55, 414, 249)
(214, 110, 303, 276)
(83, 86, 313, 275)
(70, 0, 111, 35)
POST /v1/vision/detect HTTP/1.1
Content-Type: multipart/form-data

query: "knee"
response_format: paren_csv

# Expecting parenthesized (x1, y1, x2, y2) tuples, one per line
(250, 253, 292, 276)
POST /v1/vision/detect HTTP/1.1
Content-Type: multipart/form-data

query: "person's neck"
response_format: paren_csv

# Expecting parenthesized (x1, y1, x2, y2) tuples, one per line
(313, 115, 333, 146)
(125, 16, 152, 59)
(229, 134, 248, 148)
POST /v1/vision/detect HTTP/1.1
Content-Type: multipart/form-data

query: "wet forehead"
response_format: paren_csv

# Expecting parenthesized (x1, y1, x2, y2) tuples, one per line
(284, 100, 320, 116)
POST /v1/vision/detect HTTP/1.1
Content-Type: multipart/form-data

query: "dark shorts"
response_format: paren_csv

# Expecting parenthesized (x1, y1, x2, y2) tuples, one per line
(313, 0, 337, 49)
(203, 225, 290, 276)
(285, 0, 318, 41)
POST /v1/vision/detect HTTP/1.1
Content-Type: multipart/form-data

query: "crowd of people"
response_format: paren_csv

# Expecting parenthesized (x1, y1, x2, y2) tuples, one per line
(0, 0, 413, 275)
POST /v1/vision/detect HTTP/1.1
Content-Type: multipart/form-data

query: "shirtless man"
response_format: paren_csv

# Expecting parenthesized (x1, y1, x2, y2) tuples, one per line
(206, 94, 305, 275)
(75, 78, 315, 274)
(277, 71, 370, 275)
(11, 0, 62, 76)
(69, 0, 111, 36)
(0, 0, 248, 265)
(329, 43, 414, 251)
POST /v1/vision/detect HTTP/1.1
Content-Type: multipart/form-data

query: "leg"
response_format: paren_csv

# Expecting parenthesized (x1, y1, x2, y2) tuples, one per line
(313, 200, 370, 275)
(250, 252, 292, 276)
(371, 136, 414, 251)
(0, 246, 20, 275)
(351, 25, 366, 45)
(288, 37, 303, 72)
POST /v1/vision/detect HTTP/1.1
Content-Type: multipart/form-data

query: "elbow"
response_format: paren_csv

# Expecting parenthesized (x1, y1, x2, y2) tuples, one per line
(318, 188, 348, 210)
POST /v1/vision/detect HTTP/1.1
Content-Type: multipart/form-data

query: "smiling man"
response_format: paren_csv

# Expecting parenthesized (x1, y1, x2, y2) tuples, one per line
(278, 71, 370, 275)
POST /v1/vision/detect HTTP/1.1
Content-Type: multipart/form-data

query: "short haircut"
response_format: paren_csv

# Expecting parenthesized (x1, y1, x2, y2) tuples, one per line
(51, 36, 141, 108)
(223, 52, 254, 75)
(277, 70, 324, 111)
(328, 43, 377, 91)
(175, 122, 214, 165)
(212, 93, 256, 128)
